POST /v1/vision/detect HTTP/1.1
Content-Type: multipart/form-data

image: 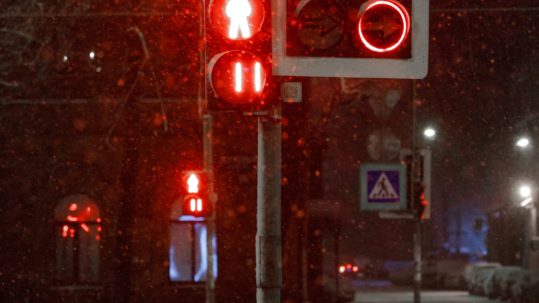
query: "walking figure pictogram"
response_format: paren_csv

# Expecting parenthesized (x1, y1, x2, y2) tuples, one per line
(375, 176, 391, 197)
(226, 0, 252, 39)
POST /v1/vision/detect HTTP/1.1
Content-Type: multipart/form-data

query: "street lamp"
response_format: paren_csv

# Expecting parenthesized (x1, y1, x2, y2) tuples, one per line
(423, 127, 436, 140)
(519, 184, 533, 207)
(516, 136, 531, 149)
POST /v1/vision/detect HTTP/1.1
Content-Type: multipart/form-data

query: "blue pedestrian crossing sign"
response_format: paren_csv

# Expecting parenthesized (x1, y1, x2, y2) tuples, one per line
(360, 163, 407, 211)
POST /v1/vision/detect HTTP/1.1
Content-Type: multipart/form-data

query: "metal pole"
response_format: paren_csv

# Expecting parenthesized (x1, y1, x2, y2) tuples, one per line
(203, 114, 216, 303)
(413, 217, 422, 303)
(411, 80, 421, 303)
(256, 114, 282, 303)
(523, 205, 537, 269)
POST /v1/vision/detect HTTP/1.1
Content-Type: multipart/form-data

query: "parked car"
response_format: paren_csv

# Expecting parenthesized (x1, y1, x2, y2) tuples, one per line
(466, 263, 500, 295)
(484, 266, 522, 299)
(510, 270, 539, 303)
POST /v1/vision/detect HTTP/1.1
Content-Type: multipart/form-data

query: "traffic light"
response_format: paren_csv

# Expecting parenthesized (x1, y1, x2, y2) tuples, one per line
(180, 171, 211, 217)
(273, 0, 429, 78)
(205, 0, 273, 111)
(413, 182, 428, 220)
(288, 0, 412, 58)
(400, 148, 431, 220)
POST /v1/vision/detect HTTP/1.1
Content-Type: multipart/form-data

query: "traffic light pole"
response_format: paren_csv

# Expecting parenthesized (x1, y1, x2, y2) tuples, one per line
(411, 80, 422, 303)
(256, 112, 282, 303)
(203, 114, 216, 303)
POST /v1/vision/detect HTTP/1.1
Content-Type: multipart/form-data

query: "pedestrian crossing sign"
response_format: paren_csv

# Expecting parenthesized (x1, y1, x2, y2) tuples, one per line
(360, 163, 407, 211)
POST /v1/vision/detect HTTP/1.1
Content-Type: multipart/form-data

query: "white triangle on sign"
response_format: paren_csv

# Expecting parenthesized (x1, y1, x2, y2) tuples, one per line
(368, 172, 399, 199)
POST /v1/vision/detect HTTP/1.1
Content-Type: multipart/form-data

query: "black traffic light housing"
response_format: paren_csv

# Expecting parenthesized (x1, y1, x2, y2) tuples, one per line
(286, 0, 412, 59)
(205, 0, 274, 112)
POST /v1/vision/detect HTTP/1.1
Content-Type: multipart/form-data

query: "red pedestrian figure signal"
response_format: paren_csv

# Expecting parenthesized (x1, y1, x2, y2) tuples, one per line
(209, 0, 264, 41)
(226, 0, 253, 39)
(187, 173, 200, 193)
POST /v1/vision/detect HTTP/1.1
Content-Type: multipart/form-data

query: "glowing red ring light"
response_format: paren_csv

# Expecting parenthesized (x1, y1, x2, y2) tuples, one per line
(358, 0, 410, 53)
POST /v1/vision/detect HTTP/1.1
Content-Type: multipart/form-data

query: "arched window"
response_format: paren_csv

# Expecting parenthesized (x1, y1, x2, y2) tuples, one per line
(169, 201, 217, 282)
(54, 194, 101, 284)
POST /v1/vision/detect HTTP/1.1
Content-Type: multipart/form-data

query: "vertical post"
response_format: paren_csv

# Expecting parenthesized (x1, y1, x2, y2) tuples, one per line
(203, 114, 216, 303)
(257, 114, 282, 303)
(413, 216, 422, 303)
(411, 80, 421, 303)
(523, 205, 537, 269)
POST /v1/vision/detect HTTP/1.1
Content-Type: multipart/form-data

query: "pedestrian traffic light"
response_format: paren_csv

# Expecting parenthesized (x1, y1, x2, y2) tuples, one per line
(272, 0, 429, 78)
(180, 171, 211, 217)
(413, 182, 428, 220)
(206, 0, 273, 111)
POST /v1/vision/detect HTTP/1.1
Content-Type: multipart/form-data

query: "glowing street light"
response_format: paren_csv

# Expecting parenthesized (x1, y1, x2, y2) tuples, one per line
(518, 184, 533, 207)
(516, 137, 531, 149)
(520, 185, 532, 199)
(423, 127, 436, 140)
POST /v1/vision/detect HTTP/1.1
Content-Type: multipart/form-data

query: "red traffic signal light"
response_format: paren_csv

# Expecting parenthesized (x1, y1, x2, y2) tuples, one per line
(358, 0, 411, 53)
(275, 0, 428, 79)
(206, 0, 272, 112)
(208, 50, 268, 106)
(209, 0, 265, 40)
(180, 171, 211, 217)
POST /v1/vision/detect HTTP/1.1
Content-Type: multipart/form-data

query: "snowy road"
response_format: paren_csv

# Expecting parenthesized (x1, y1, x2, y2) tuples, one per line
(354, 290, 497, 303)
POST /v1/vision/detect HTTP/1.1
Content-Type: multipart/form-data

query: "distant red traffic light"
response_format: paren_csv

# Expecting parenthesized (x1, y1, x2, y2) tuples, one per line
(181, 171, 210, 217)
(358, 0, 411, 53)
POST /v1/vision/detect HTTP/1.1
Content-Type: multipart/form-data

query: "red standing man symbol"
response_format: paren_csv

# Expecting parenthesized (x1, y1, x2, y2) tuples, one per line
(226, 0, 253, 39)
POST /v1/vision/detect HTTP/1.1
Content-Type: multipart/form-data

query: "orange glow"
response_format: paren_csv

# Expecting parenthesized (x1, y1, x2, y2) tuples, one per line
(225, 0, 253, 39)
(86, 206, 91, 213)
(69, 228, 75, 238)
(358, 0, 410, 53)
(97, 226, 102, 232)
(353, 266, 359, 272)
(96, 235, 101, 241)
(254, 62, 262, 92)
(187, 173, 200, 194)
(235, 62, 243, 92)
(69, 203, 78, 211)
(81, 223, 90, 233)
(97, 218, 102, 223)
(67, 215, 79, 222)
(421, 192, 428, 220)
(62, 225, 69, 238)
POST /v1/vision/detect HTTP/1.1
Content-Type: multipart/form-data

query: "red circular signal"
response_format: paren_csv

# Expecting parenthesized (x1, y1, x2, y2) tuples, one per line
(208, 51, 267, 106)
(357, 0, 411, 53)
(209, 0, 265, 40)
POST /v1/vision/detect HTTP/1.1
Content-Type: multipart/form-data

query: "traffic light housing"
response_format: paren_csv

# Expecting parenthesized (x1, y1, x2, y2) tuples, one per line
(401, 148, 431, 220)
(205, 0, 273, 112)
(273, 0, 429, 78)
(287, 0, 412, 58)
(180, 171, 211, 217)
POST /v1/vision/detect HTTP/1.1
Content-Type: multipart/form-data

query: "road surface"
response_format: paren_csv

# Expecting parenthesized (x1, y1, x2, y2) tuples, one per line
(354, 289, 497, 303)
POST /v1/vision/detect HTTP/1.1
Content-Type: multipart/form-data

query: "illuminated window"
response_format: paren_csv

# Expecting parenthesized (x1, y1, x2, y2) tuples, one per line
(169, 204, 217, 282)
(54, 194, 101, 284)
